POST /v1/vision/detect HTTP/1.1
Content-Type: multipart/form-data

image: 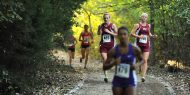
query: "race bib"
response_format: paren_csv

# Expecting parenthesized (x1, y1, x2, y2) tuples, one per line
(69, 43, 74, 46)
(115, 63, 130, 78)
(83, 36, 89, 43)
(103, 34, 111, 43)
(69, 41, 74, 46)
(139, 35, 147, 44)
(68, 39, 74, 46)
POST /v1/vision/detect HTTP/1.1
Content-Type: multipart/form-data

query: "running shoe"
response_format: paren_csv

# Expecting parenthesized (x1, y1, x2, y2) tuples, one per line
(104, 78, 108, 83)
(141, 77, 146, 82)
(80, 58, 82, 63)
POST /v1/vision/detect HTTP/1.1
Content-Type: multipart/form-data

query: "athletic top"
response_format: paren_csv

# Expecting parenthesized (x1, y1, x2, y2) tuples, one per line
(68, 36, 75, 48)
(136, 23, 150, 46)
(112, 43, 137, 87)
(113, 43, 135, 79)
(100, 23, 115, 46)
(81, 31, 92, 46)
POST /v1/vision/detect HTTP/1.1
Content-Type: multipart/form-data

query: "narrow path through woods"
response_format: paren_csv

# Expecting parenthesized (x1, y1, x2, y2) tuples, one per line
(68, 68, 173, 95)
(57, 52, 174, 95)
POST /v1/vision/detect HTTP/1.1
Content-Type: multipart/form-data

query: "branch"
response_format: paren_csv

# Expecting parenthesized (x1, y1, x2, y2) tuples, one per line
(82, 7, 91, 16)
(94, 10, 121, 15)
(98, 3, 128, 8)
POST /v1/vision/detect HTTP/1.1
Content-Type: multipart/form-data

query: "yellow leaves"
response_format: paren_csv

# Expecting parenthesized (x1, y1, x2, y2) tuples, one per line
(72, 0, 149, 56)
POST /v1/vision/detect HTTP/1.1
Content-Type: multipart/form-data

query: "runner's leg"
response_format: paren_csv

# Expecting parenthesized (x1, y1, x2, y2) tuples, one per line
(84, 47, 90, 69)
(141, 52, 150, 79)
(124, 86, 136, 95)
(112, 87, 124, 95)
(101, 53, 108, 82)
(70, 50, 75, 67)
(68, 50, 72, 67)
(72, 51, 75, 59)
(80, 47, 85, 62)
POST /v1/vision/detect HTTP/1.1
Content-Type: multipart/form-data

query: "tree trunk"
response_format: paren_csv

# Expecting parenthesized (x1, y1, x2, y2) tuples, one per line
(149, 0, 156, 65)
(88, 14, 93, 36)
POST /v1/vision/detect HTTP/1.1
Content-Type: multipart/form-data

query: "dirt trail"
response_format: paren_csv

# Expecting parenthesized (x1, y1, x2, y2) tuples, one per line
(66, 60, 173, 95)
(53, 50, 174, 95)
(69, 71, 172, 95)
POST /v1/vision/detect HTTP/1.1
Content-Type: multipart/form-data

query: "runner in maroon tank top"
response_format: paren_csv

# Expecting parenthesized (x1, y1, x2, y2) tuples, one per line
(66, 33, 77, 67)
(130, 13, 157, 82)
(97, 13, 117, 82)
(79, 25, 94, 69)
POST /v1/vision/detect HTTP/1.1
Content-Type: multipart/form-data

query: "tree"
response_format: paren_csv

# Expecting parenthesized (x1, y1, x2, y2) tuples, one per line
(0, 0, 86, 68)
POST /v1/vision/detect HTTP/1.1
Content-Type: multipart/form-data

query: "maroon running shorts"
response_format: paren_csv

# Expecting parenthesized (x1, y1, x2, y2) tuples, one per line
(99, 44, 114, 53)
(138, 45, 150, 52)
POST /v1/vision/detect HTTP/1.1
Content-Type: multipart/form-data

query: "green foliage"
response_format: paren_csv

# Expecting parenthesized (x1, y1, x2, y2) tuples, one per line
(0, 0, 86, 66)
(73, 0, 190, 65)
(1, 0, 189, 67)
(152, 0, 190, 65)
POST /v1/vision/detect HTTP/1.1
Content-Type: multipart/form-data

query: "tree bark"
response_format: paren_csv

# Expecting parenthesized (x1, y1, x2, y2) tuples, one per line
(149, 0, 156, 65)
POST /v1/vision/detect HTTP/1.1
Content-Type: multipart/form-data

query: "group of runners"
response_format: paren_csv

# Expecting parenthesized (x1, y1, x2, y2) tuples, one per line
(66, 13, 157, 95)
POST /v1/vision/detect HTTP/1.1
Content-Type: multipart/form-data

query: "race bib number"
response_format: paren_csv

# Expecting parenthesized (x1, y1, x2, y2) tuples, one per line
(83, 37, 89, 43)
(139, 35, 147, 44)
(69, 43, 74, 46)
(69, 41, 74, 46)
(115, 63, 130, 78)
(103, 34, 111, 43)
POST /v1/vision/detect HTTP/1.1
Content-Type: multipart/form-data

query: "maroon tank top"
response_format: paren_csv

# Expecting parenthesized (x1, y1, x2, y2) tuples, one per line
(137, 23, 150, 46)
(68, 36, 75, 48)
(100, 23, 115, 46)
(81, 31, 91, 46)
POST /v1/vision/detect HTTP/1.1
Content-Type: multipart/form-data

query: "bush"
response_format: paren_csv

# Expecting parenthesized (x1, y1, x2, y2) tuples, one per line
(0, 0, 86, 67)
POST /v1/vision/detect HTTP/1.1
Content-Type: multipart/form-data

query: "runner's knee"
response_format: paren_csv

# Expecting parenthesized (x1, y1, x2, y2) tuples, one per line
(143, 58, 148, 63)
(125, 86, 135, 95)
(112, 87, 123, 95)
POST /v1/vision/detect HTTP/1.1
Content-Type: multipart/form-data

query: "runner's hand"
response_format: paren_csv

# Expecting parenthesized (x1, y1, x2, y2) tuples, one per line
(91, 40, 94, 44)
(114, 57, 121, 65)
(104, 29, 110, 33)
(131, 64, 137, 70)
(138, 35, 145, 39)
(80, 39, 85, 42)
(151, 34, 157, 39)
(105, 29, 117, 36)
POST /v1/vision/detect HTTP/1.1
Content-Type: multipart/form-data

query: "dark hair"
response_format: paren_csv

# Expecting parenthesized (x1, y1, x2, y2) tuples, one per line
(84, 24, 88, 28)
(118, 26, 128, 34)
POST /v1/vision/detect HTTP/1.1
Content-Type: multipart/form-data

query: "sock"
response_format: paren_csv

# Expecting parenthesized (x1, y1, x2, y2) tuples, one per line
(104, 71, 108, 78)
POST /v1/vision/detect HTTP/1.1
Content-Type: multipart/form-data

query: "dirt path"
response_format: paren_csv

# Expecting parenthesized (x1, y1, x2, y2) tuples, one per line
(52, 50, 174, 95)
(64, 60, 173, 95)
(68, 71, 172, 95)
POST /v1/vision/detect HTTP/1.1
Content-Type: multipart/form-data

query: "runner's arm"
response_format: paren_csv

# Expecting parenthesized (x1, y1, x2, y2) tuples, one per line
(112, 24, 118, 36)
(91, 32, 94, 40)
(103, 48, 119, 70)
(79, 33, 83, 41)
(90, 32, 94, 43)
(148, 24, 153, 37)
(97, 25, 102, 35)
(104, 24, 117, 36)
(132, 46, 144, 69)
(74, 37, 77, 45)
(148, 24, 157, 38)
(130, 24, 141, 38)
